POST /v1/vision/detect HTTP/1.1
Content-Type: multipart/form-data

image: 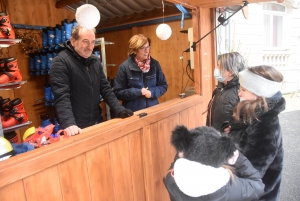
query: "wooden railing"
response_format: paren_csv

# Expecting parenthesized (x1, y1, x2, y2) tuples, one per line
(0, 95, 204, 201)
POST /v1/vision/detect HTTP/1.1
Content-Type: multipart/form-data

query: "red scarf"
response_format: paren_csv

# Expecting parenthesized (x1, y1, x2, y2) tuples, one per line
(135, 55, 150, 73)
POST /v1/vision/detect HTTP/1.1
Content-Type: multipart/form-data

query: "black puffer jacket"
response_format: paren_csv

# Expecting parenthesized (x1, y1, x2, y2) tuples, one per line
(50, 41, 125, 129)
(164, 152, 265, 201)
(206, 76, 240, 131)
(229, 91, 285, 201)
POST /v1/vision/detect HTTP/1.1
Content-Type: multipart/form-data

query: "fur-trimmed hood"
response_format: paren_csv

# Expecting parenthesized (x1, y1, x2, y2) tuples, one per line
(174, 158, 230, 197)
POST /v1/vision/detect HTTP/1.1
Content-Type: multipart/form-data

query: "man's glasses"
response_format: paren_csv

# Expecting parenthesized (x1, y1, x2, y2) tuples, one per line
(139, 46, 151, 51)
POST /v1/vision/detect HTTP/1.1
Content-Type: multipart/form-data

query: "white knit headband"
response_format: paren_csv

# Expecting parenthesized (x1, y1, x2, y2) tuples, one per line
(239, 69, 281, 98)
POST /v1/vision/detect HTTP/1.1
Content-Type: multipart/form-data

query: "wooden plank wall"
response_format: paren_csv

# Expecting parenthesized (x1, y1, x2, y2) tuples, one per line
(0, 0, 195, 137)
(0, 95, 203, 201)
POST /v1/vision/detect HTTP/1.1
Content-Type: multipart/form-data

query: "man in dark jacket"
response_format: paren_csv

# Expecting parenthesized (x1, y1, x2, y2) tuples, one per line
(50, 26, 133, 136)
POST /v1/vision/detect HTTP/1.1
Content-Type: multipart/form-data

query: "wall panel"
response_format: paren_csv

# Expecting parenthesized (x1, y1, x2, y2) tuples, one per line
(128, 130, 146, 201)
(0, 180, 26, 201)
(58, 154, 92, 201)
(86, 144, 114, 201)
(23, 166, 62, 201)
(109, 135, 134, 201)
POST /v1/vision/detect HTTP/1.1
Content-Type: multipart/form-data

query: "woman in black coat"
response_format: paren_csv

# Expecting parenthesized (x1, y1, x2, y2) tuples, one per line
(164, 125, 264, 201)
(206, 52, 246, 131)
(227, 65, 285, 201)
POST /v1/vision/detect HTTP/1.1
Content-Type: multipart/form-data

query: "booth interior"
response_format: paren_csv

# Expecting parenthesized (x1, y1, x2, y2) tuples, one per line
(0, 0, 273, 200)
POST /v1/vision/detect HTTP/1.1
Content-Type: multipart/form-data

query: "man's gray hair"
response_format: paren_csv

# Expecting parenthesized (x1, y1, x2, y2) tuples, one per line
(71, 26, 96, 40)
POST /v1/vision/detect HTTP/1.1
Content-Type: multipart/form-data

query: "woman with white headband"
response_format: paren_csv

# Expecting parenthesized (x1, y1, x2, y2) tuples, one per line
(226, 65, 285, 201)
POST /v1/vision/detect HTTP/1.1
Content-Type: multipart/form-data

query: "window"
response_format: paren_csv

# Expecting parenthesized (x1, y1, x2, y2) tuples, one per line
(263, 3, 286, 48)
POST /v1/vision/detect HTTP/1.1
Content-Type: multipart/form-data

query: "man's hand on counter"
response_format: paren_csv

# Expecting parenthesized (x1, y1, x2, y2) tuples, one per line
(65, 125, 82, 136)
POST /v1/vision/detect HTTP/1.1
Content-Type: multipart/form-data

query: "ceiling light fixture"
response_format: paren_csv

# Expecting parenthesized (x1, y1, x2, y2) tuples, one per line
(75, 4, 100, 29)
(156, 0, 172, 40)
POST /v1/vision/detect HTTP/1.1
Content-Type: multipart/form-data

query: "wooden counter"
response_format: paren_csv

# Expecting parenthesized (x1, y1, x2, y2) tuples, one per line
(0, 95, 204, 201)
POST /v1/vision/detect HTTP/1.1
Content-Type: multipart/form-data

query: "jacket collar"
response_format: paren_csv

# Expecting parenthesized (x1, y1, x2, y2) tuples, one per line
(128, 55, 153, 72)
(216, 76, 239, 90)
(62, 40, 97, 66)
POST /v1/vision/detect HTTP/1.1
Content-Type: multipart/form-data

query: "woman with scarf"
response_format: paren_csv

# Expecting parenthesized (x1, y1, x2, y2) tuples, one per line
(114, 34, 168, 112)
(226, 65, 285, 201)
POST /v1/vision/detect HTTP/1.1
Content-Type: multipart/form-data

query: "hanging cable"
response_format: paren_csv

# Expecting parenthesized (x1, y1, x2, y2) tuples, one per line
(186, 61, 194, 82)
(182, 63, 190, 93)
(180, 52, 184, 93)
(162, 0, 164, 23)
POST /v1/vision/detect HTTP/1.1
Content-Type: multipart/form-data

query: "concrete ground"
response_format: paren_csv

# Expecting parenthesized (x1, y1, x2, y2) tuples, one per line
(279, 92, 300, 201)
(282, 92, 300, 112)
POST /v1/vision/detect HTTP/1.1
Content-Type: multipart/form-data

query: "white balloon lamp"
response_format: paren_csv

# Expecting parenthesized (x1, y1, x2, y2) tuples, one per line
(75, 4, 100, 29)
(156, 23, 172, 40)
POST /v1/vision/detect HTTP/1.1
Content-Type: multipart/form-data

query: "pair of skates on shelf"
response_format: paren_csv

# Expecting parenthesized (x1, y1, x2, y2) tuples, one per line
(0, 12, 23, 87)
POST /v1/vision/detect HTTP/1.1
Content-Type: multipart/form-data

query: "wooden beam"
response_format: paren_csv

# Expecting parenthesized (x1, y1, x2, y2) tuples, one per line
(171, 0, 277, 8)
(56, 0, 80, 8)
(97, 6, 189, 30)
(166, 0, 197, 9)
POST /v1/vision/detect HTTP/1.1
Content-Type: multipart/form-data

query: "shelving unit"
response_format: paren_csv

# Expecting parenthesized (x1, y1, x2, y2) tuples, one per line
(0, 81, 32, 137)
(0, 39, 32, 138)
(95, 37, 115, 120)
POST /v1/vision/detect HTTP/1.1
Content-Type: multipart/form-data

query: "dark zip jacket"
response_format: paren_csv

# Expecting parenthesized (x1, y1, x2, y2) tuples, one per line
(50, 41, 125, 129)
(206, 76, 240, 131)
(113, 55, 168, 112)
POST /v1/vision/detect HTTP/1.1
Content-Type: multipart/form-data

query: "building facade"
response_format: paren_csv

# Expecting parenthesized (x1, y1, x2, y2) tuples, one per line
(217, 1, 300, 94)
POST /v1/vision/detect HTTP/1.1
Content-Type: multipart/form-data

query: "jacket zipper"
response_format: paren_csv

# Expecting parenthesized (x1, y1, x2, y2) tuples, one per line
(142, 73, 149, 108)
(216, 88, 224, 100)
(86, 66, 94, 125)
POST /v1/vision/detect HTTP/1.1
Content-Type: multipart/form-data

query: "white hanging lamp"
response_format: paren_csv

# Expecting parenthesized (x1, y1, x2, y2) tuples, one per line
(75, 4, 100, 29)
(156, 0, 172, 40)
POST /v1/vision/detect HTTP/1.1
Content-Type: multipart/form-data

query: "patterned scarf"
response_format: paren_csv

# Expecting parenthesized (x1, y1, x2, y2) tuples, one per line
(135, 55, 151, 73)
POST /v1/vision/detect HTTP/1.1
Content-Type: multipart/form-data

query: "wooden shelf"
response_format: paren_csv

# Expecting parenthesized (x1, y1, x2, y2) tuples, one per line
(0, 81, 27, 90)
(3, 121, 32, 133)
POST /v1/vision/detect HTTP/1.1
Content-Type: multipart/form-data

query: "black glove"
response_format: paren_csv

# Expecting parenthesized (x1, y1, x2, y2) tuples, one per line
(118, 109, 133, 118)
